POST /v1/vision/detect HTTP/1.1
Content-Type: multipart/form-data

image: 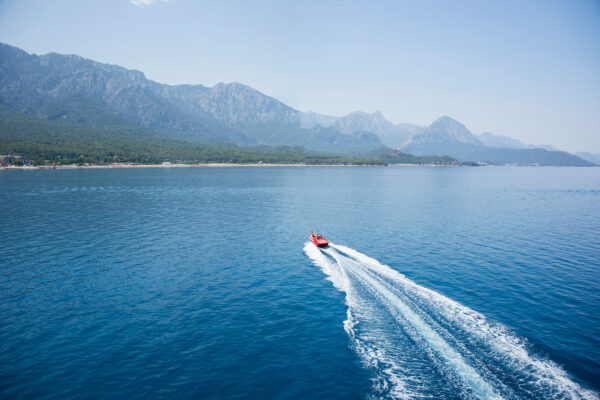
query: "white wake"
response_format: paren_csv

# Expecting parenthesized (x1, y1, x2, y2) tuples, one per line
(304, 242, 597, 400)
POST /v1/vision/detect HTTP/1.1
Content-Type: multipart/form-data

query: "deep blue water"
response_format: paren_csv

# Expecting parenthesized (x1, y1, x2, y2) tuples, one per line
(1, 166, 599, 399)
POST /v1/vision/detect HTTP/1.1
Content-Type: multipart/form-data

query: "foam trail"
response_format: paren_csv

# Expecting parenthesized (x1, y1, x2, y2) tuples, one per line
(305, 242, 598, 400)
(332, 244, 598, 400)
(304, 243, 415, 398)
(327, 246, 501, 399)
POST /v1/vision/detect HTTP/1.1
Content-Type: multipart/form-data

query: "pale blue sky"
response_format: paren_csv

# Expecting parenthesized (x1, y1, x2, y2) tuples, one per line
(0, 0, 599, 152)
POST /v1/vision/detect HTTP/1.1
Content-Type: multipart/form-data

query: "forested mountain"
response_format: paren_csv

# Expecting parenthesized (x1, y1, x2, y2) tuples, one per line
(0, 105, 385, 165)
(0, 43, 382, 154)
(0, 42, 595, 165)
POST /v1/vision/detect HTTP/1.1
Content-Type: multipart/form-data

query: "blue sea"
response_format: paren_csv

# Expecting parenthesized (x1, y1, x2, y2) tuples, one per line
(1, 166, 599, 399)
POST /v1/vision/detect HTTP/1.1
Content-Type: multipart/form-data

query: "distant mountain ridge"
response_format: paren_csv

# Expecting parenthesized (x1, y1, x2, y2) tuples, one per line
(401, 116, 594, 166)
(576, 152, 600, 165)
(0, 42, 595, 165)
(478, 132, 558, 151)
(300, 110, 424, 149)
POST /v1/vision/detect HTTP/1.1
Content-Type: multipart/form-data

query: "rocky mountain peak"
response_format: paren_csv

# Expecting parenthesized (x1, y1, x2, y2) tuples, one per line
(203, 81, 298, 126)
(425, 116, 482, 145)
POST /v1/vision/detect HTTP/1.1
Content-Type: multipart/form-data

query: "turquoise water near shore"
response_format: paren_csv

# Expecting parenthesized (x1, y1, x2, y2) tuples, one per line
(1, 166, 599, 399)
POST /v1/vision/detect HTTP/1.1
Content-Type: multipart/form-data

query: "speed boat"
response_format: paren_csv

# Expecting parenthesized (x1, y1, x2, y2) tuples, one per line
(309, 232, 329, 247)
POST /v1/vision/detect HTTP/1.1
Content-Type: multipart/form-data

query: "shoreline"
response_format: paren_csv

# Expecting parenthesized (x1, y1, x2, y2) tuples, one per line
(1, 162, 388, 170)
(4, 163, 592, 170)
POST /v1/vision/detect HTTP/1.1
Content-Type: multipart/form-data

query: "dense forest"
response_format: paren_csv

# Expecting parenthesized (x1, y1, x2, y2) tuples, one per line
(0, 105, 469, 166)
(369, 149, 477, 166)
(0, 106, 387, 165)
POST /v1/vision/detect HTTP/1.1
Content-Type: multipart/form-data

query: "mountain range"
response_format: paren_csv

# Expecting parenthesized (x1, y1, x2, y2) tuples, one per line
(0, 43, 381, 154)
(0, 42, 595, 166)
(399, 116, 592, 166)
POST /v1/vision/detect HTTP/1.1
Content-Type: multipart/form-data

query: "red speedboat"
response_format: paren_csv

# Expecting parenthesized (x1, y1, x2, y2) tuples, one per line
(309, 232, 329, 247)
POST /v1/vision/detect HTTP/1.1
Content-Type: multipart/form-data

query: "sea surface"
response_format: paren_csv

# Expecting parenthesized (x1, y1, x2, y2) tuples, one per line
(1, 166, 599, 399)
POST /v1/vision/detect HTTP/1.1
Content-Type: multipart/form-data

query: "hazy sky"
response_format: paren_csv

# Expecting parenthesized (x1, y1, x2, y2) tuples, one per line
(0, 0, 599, 152)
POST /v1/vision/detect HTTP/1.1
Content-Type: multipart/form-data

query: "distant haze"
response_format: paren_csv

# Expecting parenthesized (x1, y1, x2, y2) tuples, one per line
(0, 0, 598, 152)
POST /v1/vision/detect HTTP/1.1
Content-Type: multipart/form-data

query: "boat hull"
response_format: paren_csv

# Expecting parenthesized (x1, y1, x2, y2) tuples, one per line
(309, 234, 329, 247)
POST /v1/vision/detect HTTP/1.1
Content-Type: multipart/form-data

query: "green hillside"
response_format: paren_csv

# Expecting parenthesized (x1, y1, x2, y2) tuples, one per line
(0, 106, 383, 165)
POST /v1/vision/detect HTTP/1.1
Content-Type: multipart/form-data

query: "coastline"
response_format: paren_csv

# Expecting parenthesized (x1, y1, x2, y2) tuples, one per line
(3, 164, 595, 170)
(1, 162, 388, 170)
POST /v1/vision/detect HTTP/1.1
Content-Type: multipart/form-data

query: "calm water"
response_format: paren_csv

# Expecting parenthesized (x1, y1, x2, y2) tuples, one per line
(1, 166, 599, 399)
